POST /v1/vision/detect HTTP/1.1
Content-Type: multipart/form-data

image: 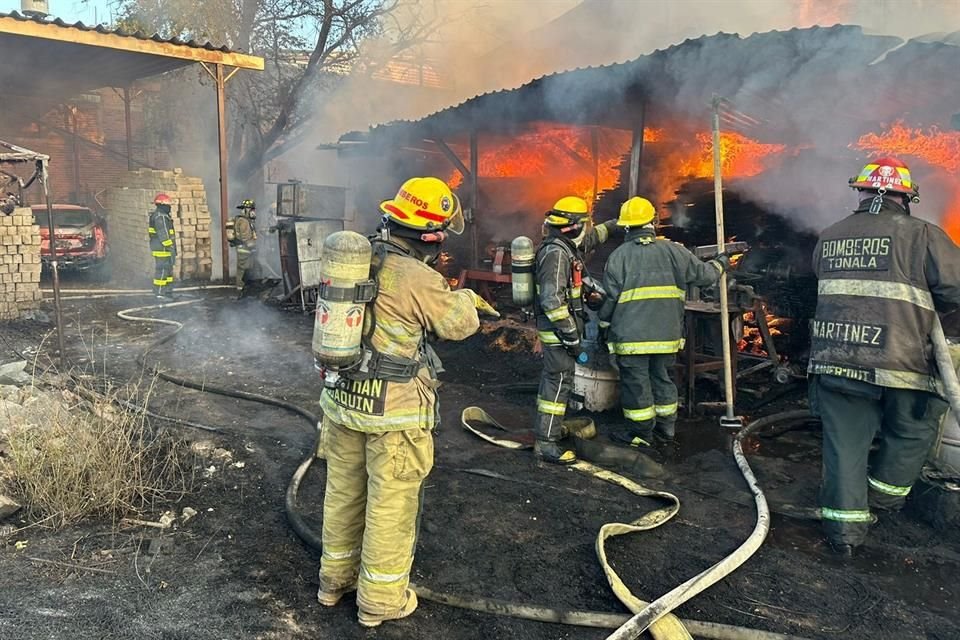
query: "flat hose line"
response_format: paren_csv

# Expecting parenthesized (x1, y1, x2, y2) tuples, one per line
(462, 407, 814, 640)
(115, 298, 810, 640)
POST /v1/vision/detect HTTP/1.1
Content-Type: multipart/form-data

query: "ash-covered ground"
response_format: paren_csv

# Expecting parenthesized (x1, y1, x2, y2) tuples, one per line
(0, 289, 958, 640)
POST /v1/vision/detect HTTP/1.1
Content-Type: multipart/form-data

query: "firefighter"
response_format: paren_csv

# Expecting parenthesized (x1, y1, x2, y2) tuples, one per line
(317, 177, 498, 627)
(534, 196, 617, 464)
(809, 157, 960, 556)
(598, 196, 731, 447)
(148, 193, 177, 298)
(232, 198, 257, 297)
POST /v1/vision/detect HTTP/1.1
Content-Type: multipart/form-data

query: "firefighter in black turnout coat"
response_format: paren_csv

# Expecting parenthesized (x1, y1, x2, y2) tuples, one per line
(534, 196, 616, 464)
(809, 157, 960, 555)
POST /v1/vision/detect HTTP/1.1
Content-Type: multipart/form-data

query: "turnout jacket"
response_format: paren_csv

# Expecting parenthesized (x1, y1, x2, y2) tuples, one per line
(598, 227, 723, 355)
(535, 222, 612, 346)
(148, 208, 177, 258)
(808, 200, 960, 393)
(234, 215, 257, 251)
(319, 241, 480, 432)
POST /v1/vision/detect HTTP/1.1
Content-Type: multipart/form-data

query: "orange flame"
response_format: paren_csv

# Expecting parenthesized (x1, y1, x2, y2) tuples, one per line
(854, 121, 960, 173)
(854, 121, 960, 243)
(446, 123, 658, 203)
(678, 132, 787, 179)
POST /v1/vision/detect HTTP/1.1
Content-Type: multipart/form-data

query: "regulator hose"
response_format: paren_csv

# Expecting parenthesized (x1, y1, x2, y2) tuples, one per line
(113, 296, 811, 640)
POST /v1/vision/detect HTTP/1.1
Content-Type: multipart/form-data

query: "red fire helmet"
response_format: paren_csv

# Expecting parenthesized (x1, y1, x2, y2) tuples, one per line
(849, 157, 919, 199)
(154, 193, 173, 205)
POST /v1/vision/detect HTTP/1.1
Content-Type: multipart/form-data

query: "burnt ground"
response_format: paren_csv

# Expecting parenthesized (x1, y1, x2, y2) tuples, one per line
(1, 289, 959, 640)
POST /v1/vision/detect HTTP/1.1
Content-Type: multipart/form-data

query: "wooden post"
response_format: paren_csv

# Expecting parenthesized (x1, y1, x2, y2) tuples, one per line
(712, 96, 739, 426)
(591, 127, 600, 209)
(628, 103, 646, 198)
(215, 63, 230, 282)
(469, 130, 479, 268)
(123, 87, 134, 172)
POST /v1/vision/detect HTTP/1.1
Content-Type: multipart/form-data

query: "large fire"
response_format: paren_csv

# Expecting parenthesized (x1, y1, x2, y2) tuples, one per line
(678, 132, 787, 180)
(446, 123, 644, 204)
(854, 121, 960, 242)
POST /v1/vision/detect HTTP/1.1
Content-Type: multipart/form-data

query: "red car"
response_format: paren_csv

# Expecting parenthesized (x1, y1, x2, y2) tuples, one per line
(32, 204, 110, 276)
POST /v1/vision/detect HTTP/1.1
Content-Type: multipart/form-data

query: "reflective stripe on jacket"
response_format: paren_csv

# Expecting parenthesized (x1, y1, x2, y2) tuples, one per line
(808, 200, 960, 392)
(148, 208, 177, 258)
(320, 246, 480, 432)
(534, 223, 610, 341)
(598, 228, 723, 356)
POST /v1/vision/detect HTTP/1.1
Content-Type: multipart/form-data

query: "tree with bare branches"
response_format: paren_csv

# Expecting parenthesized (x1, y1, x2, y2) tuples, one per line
(117, 0, 435, 186)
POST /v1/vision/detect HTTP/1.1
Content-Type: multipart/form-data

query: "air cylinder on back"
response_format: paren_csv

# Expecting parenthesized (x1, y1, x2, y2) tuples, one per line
(511, 235, 535, 306)
(312, 230, 373, 370)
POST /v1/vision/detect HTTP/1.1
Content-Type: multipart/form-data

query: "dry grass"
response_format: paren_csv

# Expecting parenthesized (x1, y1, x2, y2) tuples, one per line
(0, 379, 191, 530)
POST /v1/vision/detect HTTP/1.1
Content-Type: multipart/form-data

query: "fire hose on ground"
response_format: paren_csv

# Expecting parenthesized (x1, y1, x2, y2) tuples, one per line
(109, 296, 958, 640)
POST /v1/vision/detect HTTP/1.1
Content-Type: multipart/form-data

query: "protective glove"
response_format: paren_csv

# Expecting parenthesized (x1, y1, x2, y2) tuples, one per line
(466, 289, 501, 318)
(712, 253, 731, 273)
(557, 330, 582, 359)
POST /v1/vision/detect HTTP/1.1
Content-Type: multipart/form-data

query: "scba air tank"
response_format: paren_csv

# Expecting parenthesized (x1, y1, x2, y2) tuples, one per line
(511, 236, 535, 306)
(312, 230, 374, 371)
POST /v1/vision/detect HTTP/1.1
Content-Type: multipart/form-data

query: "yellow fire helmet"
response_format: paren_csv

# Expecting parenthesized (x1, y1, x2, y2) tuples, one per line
(380, 177, 464, 235)
(617, 196, 656, 227)
(545, 196, 590, 227)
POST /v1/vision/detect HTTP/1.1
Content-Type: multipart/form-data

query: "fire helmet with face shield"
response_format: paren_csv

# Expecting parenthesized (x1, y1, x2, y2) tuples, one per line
(379, 177, 464, 237)
(544, 196, 590, 228)
(237, 198, 256, 217)
(849, 157, 920, 203)
(617, 196, 656, 228)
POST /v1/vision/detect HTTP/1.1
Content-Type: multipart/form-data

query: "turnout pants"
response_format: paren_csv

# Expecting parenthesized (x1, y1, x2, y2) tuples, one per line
(319, 417, 433, 617)
(535, 346, 575, 442)
(814, 375, 947, 546)
(618, 354, 679, 438)
(236, 248, 254, 289)
(153, 256, 174, 295)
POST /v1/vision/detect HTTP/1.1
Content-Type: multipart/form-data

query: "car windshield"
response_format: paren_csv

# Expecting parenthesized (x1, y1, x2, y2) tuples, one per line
(33, 208, 93, 228)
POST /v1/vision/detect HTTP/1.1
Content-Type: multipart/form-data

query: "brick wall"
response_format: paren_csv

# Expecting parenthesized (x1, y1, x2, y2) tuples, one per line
(103, 169, 213, 287)
(0, 208, 42, 320)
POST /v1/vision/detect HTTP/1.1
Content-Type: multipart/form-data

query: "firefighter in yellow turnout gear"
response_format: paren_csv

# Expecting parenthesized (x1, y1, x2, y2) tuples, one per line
(148, 193, 177, 298)
(231, 199, 257, 297)
(317, 177, 497, 627)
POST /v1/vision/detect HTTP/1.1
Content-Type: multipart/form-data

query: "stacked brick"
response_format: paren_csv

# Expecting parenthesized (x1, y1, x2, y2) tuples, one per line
(0, 208, 42, 320)
(103, 169, 213, 287)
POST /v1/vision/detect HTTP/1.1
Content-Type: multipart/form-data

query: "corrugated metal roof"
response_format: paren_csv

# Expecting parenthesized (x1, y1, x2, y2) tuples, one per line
(0, 10, 262, 99)
(360, 25, 960, 145)
(0, 10, 237, 53)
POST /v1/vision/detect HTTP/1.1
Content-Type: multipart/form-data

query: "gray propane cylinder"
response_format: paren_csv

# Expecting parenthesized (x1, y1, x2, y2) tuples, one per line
(511, 235, 535, 306)
(312, 230, 372, 369)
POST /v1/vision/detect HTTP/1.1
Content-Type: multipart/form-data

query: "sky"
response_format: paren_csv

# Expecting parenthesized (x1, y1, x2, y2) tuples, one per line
(0, 1, 116, 24)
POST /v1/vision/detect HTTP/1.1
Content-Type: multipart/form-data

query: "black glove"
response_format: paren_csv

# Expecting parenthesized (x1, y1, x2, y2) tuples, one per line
(713, 253, 731, 273)
(598, 324, 609, 345)
(558, 330, 582, 359)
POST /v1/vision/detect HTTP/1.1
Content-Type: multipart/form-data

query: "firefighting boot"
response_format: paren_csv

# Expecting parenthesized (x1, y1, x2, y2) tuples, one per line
(317, 581, 358, 607)
(358, 588, 418, 628)
(610, 425, 657, 455)
(653, 419, 676, 441)
(534, 439, 578, 465)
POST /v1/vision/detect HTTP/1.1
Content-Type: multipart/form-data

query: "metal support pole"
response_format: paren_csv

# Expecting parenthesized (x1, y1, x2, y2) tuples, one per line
(41, 161, 66, 371)
(215, 63, 230, 283)
(469, 131, 479, 269)
(123, 87, 134, 172)
(711, 96, 741, 427)
(628, 104, 646, 198)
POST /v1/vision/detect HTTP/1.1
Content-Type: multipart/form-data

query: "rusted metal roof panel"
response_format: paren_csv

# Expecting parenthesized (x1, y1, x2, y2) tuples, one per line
(0, 10, 263, 96)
